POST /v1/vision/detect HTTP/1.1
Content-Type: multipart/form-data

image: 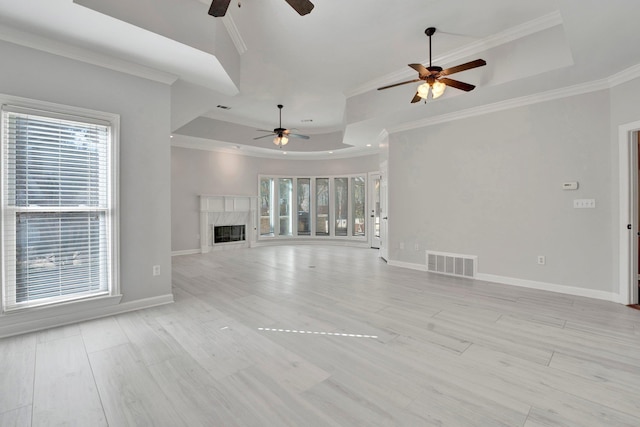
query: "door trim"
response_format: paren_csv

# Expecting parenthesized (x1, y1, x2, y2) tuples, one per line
(618, 120, 640, 305)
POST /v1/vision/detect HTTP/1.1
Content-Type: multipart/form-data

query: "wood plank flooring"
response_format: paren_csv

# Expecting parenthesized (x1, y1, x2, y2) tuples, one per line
(1, 245, 640, 426)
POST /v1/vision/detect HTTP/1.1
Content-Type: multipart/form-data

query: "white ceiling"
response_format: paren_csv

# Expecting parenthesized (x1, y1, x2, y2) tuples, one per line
(1, 0, 639, 158)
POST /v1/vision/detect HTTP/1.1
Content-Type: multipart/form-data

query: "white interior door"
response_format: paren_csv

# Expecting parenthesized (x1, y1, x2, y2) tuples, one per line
(619, 121, 640, 305)
(368, 172, 381, 249)
(634, 132, 640, 303)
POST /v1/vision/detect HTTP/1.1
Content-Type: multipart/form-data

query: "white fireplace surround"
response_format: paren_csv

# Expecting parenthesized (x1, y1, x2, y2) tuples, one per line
(200, 195, 257, 253)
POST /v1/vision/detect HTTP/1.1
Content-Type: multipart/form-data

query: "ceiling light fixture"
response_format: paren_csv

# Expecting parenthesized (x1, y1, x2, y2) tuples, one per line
(255, 105, 309, 148)
(377, 27, 486, 104)
(274, 134, 289, 147)
(417, 78, 446, 100)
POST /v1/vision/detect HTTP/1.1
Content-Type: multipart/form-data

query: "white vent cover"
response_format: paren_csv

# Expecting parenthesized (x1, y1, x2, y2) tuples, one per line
(426, 251, 477, 278)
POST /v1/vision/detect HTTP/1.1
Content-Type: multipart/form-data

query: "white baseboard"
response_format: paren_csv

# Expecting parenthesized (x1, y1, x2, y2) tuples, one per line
(387, 258, 619, 303)
(387, 260, 427, 271)
(475, 273, 618, 302)
(171, 249, 201, 256)
(0, 293, 174, 338)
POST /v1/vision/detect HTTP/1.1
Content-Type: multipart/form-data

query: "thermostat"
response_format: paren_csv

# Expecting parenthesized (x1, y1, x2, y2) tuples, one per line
(562, 182, 578, 190)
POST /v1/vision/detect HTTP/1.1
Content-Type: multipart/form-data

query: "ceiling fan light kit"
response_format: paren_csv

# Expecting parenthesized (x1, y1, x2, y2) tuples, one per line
(274, 135, 289, 147)
(378, 27, 487, 103)
(254, 104, 310, 149)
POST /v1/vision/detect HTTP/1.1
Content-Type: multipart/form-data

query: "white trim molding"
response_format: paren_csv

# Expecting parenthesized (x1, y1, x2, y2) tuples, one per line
(0, 24, 178, 86)
(0, 293, 174, 338)
(171, 249, 202, 257)
(617, 120, 640, 305)
(388, 78, 610, 134)
(476, 273, 618, 303)
(387, 259, 618, 303)
(387, 260, 427, 272)
(222, 15, 247, 55)
(346, 11, 563, 98)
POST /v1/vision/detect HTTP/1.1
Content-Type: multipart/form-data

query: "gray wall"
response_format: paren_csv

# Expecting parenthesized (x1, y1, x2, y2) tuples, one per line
(388, 89, 614, 293)
(171, 147, 379, 252)
(609, 76, 640, 290)
(0, 40, 173, 311)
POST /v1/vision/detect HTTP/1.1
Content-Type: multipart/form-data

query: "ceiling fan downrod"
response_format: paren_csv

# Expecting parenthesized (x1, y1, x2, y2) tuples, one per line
(425, 27, 436, 68)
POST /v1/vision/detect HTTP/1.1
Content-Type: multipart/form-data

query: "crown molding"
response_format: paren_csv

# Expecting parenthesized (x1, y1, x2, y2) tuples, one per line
(222, 14, 247, 55)
(171, 136, 378, 160)
(345, 11, 564, 98)
(388, 77, 610, 134)
(0, 24, 178, 85)
(608, 62, 640, 88)
(376, 128, 389, 145)
(388, 60, 640, 134)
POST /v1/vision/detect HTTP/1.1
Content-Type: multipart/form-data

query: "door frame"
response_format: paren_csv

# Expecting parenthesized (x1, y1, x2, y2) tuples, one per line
(379, 160, 389, 261)
(368, 172, 381, 249)
(618, 120, 640, 305)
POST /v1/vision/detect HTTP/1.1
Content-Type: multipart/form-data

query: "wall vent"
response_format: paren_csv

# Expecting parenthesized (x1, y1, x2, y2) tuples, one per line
(426, 251, 477, 278)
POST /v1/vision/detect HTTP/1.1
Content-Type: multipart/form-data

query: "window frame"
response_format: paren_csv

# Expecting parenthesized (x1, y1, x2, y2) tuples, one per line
(257, 173, 367, 242)
(1, 95, 119, 312)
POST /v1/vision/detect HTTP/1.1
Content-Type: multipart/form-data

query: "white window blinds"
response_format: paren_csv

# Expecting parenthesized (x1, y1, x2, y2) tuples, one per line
(1, 104, 115, 311)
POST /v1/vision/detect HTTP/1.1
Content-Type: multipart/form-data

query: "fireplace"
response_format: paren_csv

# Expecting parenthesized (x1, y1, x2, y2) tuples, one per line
(200, 195, 256, 253)
(214, 225, 246, 243)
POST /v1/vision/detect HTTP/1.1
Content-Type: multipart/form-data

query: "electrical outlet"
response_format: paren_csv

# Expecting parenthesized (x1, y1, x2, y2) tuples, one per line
(537, 256, 546, 265)
(414, 243, 420, 251)
(573, 199, 596, 208)
(152, 265, 160, 276)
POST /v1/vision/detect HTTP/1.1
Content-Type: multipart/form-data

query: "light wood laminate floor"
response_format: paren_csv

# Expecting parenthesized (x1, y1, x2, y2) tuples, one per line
(1, 245, 640, 426)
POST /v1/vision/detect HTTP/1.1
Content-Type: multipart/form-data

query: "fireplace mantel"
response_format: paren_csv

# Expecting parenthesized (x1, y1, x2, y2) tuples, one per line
(199, 195, 257, 253)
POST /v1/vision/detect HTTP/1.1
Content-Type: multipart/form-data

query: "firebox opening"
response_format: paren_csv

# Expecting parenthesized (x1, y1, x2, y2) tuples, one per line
(214, 225, 246, 243)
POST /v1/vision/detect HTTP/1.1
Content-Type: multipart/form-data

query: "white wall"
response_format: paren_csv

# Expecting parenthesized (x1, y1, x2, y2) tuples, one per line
(0, 40, 173, 334)
(388, 90, 614, 295)
(171, 147, 379, 252)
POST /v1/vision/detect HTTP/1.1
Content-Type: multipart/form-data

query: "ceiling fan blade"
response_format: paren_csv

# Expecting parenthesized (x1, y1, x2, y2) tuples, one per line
(288, 133, 310, 140)
(284, 0, 314, 15)
(408, 63, 430, 77)
(411, 93, 422, 103)
(256, 129, 276, 133)
(208, 0, 231, 17)
(440, 78, 476, 92)
(440, 59, 486, 76)
(253, 134, 275, 140)
(378, 79, 421, 91)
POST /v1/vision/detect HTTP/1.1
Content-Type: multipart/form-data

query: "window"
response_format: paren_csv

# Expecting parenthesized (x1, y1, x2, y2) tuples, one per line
(259, 177, 274, 236)
(1, 102, 118, 311)
(316, 178, 330, 236)
(352, 176, 365, 236)
(278, 178, 293, 236)
(297, 178, 310, 236)
(258, 174, 367, 241)
(334, 178, 348, 236)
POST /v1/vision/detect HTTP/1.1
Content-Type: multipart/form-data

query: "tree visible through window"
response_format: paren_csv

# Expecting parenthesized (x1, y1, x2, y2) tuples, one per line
(1, 104, 117, 311)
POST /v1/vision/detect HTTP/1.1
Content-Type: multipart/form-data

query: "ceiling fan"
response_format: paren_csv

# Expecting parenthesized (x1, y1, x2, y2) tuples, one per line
(254, 104, 310, 148)
(378, 27, 486, 103)
(208, 0, 314, 17)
